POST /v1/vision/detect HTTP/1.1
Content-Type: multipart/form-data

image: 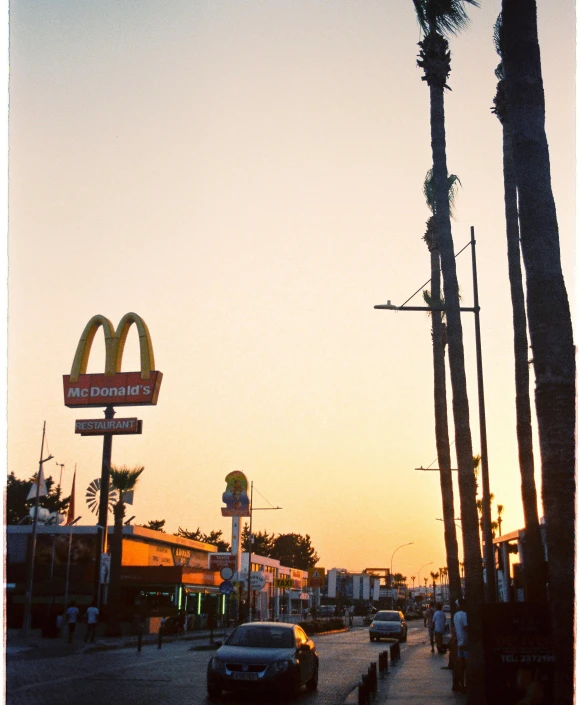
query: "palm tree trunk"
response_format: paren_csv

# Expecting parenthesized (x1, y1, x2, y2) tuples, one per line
(428, 69, 485, 703)
(501, 119, 546, 603)
(430, 247, 462, 610)
(501, 2, 575, 700)
(105, 497, 125, 636)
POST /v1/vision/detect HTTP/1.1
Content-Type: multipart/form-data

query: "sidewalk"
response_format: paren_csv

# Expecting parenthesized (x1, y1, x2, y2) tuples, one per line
(345, 640, 468, 705)
(5, 626, 223, 659)
(379, 642, 467, 704)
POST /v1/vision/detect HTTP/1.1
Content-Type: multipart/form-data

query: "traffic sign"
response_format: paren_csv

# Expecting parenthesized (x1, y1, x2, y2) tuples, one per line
(219, 580, 234, 595)
(308, 567, 326, 588)
(220, 566, 234, 580)
(250, 572, 266, 590)
(274, 577, 294, 589)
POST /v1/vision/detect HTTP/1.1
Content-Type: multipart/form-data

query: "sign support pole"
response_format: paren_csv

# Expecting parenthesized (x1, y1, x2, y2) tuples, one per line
(95, 405, 114, 608)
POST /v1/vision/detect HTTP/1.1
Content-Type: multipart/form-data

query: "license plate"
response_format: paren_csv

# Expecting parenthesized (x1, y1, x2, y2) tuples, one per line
(231, 672, 258, 681)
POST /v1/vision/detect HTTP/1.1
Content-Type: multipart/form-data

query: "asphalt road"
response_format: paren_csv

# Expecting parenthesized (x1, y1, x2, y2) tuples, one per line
(7, 621, 426, 705)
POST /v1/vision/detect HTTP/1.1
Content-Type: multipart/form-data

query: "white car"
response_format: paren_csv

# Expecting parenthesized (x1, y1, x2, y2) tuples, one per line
(369, 610, 408, 642)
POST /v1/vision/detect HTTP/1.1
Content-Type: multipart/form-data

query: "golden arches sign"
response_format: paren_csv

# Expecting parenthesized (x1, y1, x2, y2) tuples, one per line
(63, 312, 162, 408)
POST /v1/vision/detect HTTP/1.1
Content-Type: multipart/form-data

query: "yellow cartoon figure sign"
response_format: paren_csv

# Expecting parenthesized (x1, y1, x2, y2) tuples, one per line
(221, 471, 251, 517)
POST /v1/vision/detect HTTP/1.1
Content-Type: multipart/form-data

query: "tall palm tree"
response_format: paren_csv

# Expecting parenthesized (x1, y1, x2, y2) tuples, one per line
(491, 14, 546, 606)
(500, 4, 575, 701)
(496, 504, 504, 537)
(106, 464, 145, 634)
(422, 167, 462, 614)
(413, 1, 484, 698)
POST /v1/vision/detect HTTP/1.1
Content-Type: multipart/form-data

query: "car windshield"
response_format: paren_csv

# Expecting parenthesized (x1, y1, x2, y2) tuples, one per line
(374, 611, 400, 622)
(225, 626, 295, 648)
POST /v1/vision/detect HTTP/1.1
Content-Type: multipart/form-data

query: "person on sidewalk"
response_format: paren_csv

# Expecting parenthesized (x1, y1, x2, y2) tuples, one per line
(84, 601, 99, 643)
(66, 601, 80, 644)
(452, 598, 468, 693)
(433, 603, 447, 653)
(424, 603, 436, 652)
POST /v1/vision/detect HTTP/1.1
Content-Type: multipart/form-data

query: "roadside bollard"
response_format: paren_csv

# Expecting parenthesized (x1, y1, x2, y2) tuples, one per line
(158, 627, 163, 649)
(137, 626, 143, 653)
(362, 674, 371, 703)
(369, 662, 377, 694)
(358, 677, 369, 705)
(379, 649, 389, 676)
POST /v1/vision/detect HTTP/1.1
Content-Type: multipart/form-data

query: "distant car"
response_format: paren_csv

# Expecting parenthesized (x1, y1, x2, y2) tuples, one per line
(369, 610, 407, 642)
(442, 604, 450, 613)
(316, 605, 337, 617)
(206, 622, 319, 700)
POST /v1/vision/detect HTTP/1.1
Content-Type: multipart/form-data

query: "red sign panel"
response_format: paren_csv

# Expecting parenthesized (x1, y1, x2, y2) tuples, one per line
(75, 418, 143, 436)
(63, 371, 163, 408)
(208, 554, 237, 572)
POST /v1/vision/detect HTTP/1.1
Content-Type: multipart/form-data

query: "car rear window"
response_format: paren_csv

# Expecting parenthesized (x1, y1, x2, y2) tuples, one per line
(225, 626, 294, 648)
(374, 611, 400, 621)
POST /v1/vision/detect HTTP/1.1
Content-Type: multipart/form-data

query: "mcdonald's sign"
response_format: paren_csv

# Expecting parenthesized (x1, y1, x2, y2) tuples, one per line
(63, 313, 163, 408)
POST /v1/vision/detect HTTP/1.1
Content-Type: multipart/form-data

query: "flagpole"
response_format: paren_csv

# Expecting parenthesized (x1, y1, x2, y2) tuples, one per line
(22, 421, 53, 636)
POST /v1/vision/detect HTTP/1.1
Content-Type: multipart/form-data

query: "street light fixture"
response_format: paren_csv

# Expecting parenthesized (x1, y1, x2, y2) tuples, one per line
(63, 516, 82, 617)
(375, 228, 496, 602)
(246, 482, 282, 622)
(389, 542, 414, 608)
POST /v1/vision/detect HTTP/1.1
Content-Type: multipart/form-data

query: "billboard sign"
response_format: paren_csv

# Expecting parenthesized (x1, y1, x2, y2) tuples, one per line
(221, 471, 251, 517)
(63, 313, 162, 408)
(482, 603, 555, 704)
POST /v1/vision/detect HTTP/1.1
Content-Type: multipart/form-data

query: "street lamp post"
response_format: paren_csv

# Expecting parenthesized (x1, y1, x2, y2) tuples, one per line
(22, 422, 54, 636)
(416, 562, 433, 593)
(390, 542, 413, 608)
(245, 482, 282, 623)
(63, 517, 82, 617)
(375, 228, 496, 602)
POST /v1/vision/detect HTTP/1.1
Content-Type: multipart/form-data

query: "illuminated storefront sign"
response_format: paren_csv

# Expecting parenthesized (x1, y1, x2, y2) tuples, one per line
(63, 312, 162, 408)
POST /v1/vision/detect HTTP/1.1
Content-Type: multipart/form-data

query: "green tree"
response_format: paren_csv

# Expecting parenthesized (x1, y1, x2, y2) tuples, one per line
(413, 2, 485, 695)
(241, 526, 275, 556)
(106, 465, 144, 635)
(270, 533, 319, 570)
(141, 519, 166, 532)
(491, 12, 546, 606)
(6, 471, 70, 524)
(422, 167, 462, 614)
(175, 526, 203, 541)
(175, 527, 231, 552)
(501, 4, 575, 699)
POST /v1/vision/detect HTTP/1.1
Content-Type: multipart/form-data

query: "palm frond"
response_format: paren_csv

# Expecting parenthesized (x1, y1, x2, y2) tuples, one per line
(423, 168, 462, 218)
(493, 13, 503, 57)
(110, 465, 145, 493)
(413, 0, 480, 37)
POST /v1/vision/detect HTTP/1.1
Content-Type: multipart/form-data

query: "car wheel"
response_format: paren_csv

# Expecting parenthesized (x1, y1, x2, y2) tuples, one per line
(207, 683, 221, 700)
(370, 635, 375, 642)
(306, 662, 319, 691)
(285, 672, 301, 700)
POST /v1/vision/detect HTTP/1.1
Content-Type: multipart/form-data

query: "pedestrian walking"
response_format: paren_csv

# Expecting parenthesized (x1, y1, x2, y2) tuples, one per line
(452, 598, 468, 693)
(424, 603, 436, 652)
(84, 601, 99, 643)
(433, 603, 447, 653)
(66, 601, 80, 644)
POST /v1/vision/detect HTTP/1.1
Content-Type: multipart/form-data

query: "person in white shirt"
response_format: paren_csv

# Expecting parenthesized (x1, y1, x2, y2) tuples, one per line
(452, 598, 468, 693)
(84, 601, 100, 643)
(433, 603, 447, 653)
(66, 601, 80, 644)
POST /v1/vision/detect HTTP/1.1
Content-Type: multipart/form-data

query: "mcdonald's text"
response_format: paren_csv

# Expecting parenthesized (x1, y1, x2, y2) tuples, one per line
(63, 371, 162, 407)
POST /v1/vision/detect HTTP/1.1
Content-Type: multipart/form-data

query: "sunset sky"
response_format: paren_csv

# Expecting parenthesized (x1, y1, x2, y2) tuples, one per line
(7, 0, 575, 581)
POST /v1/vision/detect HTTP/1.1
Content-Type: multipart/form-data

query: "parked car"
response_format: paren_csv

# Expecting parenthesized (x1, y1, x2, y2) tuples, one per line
(207, 622, 319, 700)
(316, 605, 337, 617)
(369, 610, 407, 642)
